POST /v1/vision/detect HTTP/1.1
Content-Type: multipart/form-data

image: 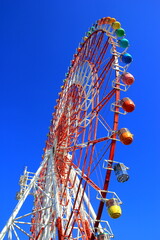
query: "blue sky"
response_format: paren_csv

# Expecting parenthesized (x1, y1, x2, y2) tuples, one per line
(0, 0, 159, 239)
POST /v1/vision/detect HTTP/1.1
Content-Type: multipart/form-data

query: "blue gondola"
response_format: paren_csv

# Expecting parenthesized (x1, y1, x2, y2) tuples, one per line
(114, 163, 129, 183)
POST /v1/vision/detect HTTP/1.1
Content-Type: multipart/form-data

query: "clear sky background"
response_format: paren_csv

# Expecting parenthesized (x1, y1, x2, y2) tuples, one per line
(0, 0, 159, 239)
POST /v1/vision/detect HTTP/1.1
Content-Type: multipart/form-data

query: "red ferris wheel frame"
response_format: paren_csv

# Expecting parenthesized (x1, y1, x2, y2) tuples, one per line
(0, 17, 134, 240)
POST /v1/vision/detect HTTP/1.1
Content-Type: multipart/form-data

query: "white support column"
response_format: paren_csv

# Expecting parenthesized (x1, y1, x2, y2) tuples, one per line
(0, 150, 50, 240)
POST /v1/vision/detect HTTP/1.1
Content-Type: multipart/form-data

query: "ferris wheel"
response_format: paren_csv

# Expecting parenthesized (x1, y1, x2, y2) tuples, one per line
(0, 17, 135, 240)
